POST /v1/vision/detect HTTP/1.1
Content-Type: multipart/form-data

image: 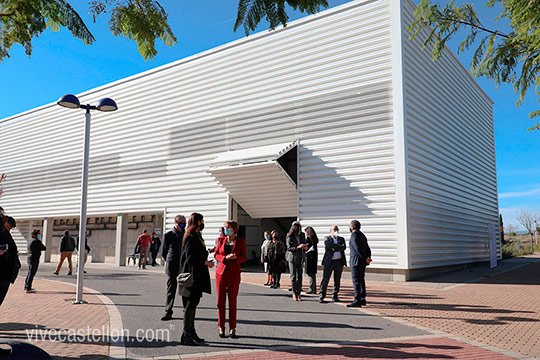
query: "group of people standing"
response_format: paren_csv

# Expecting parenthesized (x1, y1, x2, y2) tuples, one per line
(262, 220, 372, 307)
(160, 213, 247, 346)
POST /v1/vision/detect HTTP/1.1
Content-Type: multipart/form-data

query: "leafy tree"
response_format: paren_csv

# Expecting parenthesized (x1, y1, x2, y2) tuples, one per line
(499, 213, 506, 244)
(408, 0, 540, 131)
(0, 0, 328, 62)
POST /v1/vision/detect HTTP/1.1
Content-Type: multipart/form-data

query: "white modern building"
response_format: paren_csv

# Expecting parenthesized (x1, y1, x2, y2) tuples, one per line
(0, 0, 499, 280)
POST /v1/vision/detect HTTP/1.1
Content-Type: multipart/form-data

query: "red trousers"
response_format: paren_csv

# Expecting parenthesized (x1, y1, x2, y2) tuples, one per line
(216, 269, 241, 329)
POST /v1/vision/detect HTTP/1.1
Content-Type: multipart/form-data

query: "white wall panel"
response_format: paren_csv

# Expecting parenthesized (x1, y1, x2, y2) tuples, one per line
(0, 0, 397, 262)
(401, 0, 499, 268)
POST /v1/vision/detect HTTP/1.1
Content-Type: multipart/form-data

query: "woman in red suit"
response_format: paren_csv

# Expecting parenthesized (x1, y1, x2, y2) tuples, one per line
(213, 220, 246, 338)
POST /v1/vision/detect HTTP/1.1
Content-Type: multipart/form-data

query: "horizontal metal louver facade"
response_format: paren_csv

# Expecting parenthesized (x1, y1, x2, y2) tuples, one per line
(0, 0, 399, 267)
(401, 0, 499, 268)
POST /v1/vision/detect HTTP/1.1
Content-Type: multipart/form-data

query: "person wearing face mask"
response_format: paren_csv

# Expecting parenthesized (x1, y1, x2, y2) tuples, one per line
(319, 225, 346, 303)
(304, 226, 319, 294)
(214, 220, 247, 338)
(268, 230, 286, 289)
(161, 214, 187, 321)
(261, 231, 273, 286)
(286, 221, 307, 301)
(179, 213, 214, 345)
(25, 229, 47, 293)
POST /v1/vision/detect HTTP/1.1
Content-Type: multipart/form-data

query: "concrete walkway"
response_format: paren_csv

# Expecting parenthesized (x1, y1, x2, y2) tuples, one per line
(1, 255, 538, 359)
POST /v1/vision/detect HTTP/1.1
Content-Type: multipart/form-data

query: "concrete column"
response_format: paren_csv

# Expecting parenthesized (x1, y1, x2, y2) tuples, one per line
(41, 218, 54, 263)
(115, 214, 128, 266)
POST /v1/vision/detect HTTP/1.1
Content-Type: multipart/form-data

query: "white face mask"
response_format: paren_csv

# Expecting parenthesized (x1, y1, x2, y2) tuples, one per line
(333, 231, 339, 238)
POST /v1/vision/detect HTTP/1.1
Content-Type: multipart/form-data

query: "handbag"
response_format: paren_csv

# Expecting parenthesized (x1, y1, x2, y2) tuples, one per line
(177, 272, 194, 288)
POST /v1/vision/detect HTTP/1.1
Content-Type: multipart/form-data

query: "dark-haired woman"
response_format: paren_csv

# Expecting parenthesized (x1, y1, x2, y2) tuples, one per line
(214, 220, 246, 338)
(286, 221, 307, 301)
(25, 229, 46, 293)
(268, 230, 286, 289)
(179, 213, 214, 346)
(304, 226, 319, 294)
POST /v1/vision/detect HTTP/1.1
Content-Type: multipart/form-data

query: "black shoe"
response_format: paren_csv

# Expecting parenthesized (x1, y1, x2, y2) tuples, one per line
(264, 282, 271, 286)
(67, 272, 72, 276)
(332, 296, 340, 302)
(319, 298, 326, 303)
(229, 329, 238, 339)
(83, 271, 87, 274)
(288, 287, 292, 291)
(275, 284, 280, 289)
(161, 312, 173, 321)
(270, 284, 276, 288)
(181, 334, 198, 346)
(360, 299, 367, 306)
(192, 331, 205, 343)
(347, 301, 362, 308)
(218, 328, 228, 338)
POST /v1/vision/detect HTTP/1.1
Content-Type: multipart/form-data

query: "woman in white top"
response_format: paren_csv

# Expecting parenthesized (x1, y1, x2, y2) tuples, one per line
(261, 231, 273, 286)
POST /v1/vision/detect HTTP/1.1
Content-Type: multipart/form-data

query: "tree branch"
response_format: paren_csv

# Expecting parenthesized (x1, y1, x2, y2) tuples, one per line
(0, 12, 15, 17)
(440, 17, 509, 38)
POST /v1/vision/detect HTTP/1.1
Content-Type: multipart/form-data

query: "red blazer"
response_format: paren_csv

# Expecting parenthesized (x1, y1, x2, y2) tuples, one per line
(214, 236, 247, 276)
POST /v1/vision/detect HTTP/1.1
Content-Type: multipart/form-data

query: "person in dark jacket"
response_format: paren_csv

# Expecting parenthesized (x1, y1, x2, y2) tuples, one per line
(178, 212, 214, 345)
(286, 221, 307, 301)
(161, 214, 186, 321)
(304, 226, 319, 294)
(0, 215, 19, 306)
(347, 219, 372, 308)
(76, 236, 91, 274)
(25, 229, 46, 293)
(54, 230, 76, 275)
(150, 232, 161, 266)
(319, 225, 346, 303)
(267, 230, 286, 289)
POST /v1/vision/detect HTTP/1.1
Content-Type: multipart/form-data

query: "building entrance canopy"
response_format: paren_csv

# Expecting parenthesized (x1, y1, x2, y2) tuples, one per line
(208, 141, 297, 218)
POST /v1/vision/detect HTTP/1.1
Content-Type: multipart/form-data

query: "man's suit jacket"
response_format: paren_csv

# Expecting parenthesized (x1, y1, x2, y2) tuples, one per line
(321, 235, 347, 267)
(349, 229, 371, 267)
(214, 236, 247, 276)
(162, 228, 184, 276)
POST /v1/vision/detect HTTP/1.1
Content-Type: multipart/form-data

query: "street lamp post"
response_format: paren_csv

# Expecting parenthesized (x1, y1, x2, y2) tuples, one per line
(57, 94, 118, 304)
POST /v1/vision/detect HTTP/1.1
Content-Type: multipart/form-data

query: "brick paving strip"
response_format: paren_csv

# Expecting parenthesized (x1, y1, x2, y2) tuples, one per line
(0, 276, 111, 360)
(237, 258, 540, 360)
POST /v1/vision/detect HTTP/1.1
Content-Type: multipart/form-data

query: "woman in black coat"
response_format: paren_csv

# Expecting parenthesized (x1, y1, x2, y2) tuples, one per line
(304, 226, 319, 294)
(179, 212, 214, 346)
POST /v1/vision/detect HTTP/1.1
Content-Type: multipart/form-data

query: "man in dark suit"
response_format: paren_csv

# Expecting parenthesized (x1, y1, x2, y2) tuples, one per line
(319, 225, 346, 303)
(347, 219, 371, 308)
(161, 214, 186, 321)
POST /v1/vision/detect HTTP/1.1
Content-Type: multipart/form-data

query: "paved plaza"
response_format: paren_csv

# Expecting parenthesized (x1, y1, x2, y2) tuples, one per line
(1, 256, 539, 359)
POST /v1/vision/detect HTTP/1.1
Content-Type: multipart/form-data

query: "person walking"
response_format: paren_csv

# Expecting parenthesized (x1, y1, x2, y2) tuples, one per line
(179, 213, 214, 346)
(286, 221, 307, 301)
(268, 230, 286, 289)
(319, 225, 346, 303)
(54, 230, 75, 275)
(304, 226, 319, 294)
(136, 229, 153, 269)
(161, 214, 186, 321)
(347, 220, 372, 308)
(76, 235, 91, 274)
(261, 231, 272, 286)
(0, 215, 19, 306)
(150, 232, 161, 266)
(214, 220, 247, 338)
(25, 229, 46, 293)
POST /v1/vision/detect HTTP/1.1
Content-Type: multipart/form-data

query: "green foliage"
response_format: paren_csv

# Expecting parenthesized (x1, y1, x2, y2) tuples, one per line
(408, 0, 540, 131)
(92, 0, 177, 61)
(234, 0, 329, 36)
(0, 0, 176, 62)
(502, 241, 533, 258)
(0, 0, 94, 61)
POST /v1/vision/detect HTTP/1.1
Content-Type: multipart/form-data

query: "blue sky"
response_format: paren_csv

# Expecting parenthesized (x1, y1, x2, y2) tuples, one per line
(0, 0, 538, 230)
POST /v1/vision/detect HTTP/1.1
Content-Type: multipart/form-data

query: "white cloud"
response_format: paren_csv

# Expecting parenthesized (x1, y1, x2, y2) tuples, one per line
(499, 186, 540, 199)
